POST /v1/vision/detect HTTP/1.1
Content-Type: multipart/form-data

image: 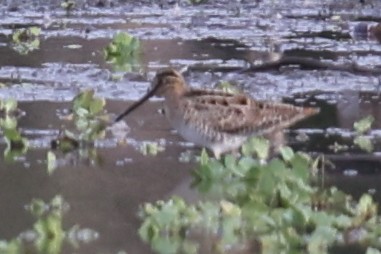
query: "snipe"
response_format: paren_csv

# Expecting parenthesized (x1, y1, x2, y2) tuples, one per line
(115, 69, 319, 158)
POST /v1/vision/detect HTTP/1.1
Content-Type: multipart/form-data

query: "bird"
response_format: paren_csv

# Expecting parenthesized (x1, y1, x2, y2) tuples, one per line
(115, 68, 319, 158)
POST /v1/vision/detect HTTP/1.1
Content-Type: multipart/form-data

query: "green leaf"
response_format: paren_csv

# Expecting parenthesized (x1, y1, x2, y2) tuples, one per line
(61, 0, 75, 10)
(30, 39, 40, 48)
(280, 146, 295, 162)
(354, 115, 374, 134)
(139, 219, 159, 242)
(75, 107, 90, 118)
(47, 151, 57, 175)
(310, 212, 336, 227)
(29, 198, 46, 217)
(11, 27, 41, 55)
(3, 137, 28, 162)
(220, 201, 242, 245)
(0, 116, 17, 129)
(256, 161, 279, 198)
(288, 205, 309, 228)
(241, 200, 269, 225)
(237, 156, 257, 173)
(242, 136, 270, 159)
(73, 89, 94, 111)
(182, 241, 198, 254)
(51, 195, 65, 211)
(63, 129, 77, 140)
(138, 134, 381, 254)
(354, 136, 373, 153)
(224, 154, 244, 176)
(0, 239, 23, 253)
(34, 214, 64, 254)
(29, 27, 41, 36)
(75, 117, 89, 131)
(307, 226, 337, 254)
(220, 200, 241, 216)
(199, 148, 209, 165)
(81, 120, 107, 141)
(259, 231, 287, 253)
(3, 128, 22, 141)
(333, 214, 352, 228)
(356, 194, 377, 218)
(3, 98, 17, 113)
(252, 137, 270, 160)
(140, 142, 164, 156)
(290, 153, 310, 181)
(151, 236, 179, 254)
(104, 32, 141, 72)
(89, 97, 106, 115)
(224, 154, 236, 169)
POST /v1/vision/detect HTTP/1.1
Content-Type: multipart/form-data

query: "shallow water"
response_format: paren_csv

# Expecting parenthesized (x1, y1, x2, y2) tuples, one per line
(0, 0, 381, 253)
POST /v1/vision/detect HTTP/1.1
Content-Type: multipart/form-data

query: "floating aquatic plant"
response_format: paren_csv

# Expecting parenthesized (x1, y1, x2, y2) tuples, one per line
(51, 89, 109, 153)
(11, 27, 41, 55)
(140, 142, 165, 156)
(353, 115, 374, 153)
(0, 99, 28, 162)
(71, 89, 108, 140)
(139, 138, 381, 254)
(354, 135, 374, 153)
(104, 32, 141, 72)
(328, 116, 375, 153)
(354, 115, 374, 134)
(0, 196, 98, 254)
(0, 98, 19, 115)
(48, 90, 107, 172)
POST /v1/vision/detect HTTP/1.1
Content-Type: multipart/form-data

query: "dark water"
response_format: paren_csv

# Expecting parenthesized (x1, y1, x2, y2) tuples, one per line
(0, 0, 381, 253)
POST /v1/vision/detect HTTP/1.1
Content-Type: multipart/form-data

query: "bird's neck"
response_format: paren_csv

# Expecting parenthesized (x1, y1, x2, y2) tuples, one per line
(163, 82, 187, 102)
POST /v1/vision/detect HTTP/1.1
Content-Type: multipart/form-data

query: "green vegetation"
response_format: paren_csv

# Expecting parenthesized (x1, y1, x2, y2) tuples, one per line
(51, 89, 109, 153)
(104, 32, 141, 72)
(139, 137, 381, 254)
(11, 27, 41, 55)
(0, 196, 98, 254)
(0, 99, 28, 162)
(216, 81, 239, 94)
(327, 115, 375, 153)
(0, 93, 379, 254)
(71, 89, 108, 141)
(353, 115, 374, 153)
(140, 142, 165, 156)
(61, 0, 76, 13)
(48, 90, 107, 172)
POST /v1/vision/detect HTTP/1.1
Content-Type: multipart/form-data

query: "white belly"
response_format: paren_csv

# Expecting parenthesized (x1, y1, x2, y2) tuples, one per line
(169, 115, 247, 154)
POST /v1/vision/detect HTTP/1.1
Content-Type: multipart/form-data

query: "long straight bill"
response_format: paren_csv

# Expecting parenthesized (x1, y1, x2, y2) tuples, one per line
(114, 83, 160, 122)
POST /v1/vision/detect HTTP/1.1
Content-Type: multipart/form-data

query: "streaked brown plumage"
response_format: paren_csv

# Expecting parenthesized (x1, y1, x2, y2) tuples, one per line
(115, 68, 319, 158)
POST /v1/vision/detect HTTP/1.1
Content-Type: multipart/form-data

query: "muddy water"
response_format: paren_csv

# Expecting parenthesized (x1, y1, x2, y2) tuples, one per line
(0, 0, 381, 253)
